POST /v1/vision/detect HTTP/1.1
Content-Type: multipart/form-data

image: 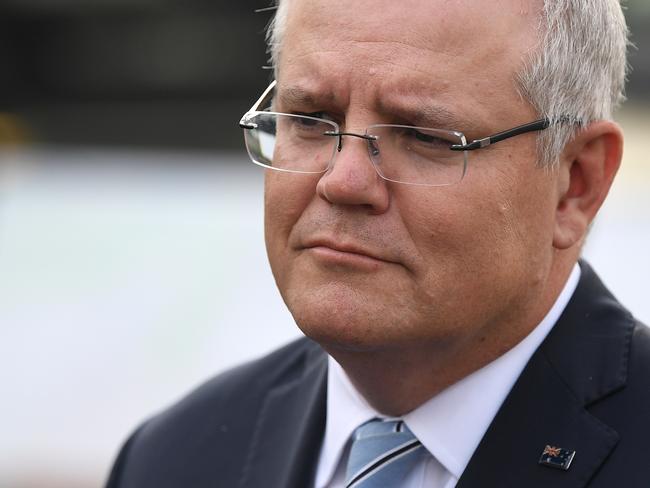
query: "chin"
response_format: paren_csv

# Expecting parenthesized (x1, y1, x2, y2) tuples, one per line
(284, 281, 395, 351)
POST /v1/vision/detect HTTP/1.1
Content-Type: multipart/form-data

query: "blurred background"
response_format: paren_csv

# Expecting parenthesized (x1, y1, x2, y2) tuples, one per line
(0, 1, 648, 487)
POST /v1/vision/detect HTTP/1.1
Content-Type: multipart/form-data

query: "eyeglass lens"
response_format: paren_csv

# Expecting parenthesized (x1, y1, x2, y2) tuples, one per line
(243, 113, 467, 186)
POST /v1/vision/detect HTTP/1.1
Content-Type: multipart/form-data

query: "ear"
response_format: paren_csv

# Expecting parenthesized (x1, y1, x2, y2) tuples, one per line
(553, 121, 623, 250)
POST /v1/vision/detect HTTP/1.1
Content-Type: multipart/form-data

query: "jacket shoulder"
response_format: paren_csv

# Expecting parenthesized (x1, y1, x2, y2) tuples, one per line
(106, 337, 324, 488)
(169, 336, 323, 414)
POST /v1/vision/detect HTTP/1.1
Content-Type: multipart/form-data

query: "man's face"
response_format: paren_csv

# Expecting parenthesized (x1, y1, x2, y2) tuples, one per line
(265, 0, 560, 353)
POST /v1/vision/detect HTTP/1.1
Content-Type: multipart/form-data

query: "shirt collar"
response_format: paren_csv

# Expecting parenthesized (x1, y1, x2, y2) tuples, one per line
(315, 263, 581, 486)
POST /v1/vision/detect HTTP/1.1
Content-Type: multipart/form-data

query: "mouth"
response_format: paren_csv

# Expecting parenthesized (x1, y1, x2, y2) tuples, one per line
(301, 239, 397, 271)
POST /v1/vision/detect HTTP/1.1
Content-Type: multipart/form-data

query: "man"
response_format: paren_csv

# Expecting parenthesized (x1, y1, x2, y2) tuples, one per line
(107, 0, 650, 486)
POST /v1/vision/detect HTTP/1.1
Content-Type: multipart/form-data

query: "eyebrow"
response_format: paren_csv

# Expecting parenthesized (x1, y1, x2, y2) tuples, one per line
(378, 97, 480, 134)
(276, 85, 336, 110)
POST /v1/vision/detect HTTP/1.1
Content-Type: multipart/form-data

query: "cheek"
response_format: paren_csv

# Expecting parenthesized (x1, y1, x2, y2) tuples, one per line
(264, 172, 319, 272)
(456, 169, 557, 293)
(396, 186, 476, 263)
(400, 177, 544, 294)
(494, 164, 558, 250)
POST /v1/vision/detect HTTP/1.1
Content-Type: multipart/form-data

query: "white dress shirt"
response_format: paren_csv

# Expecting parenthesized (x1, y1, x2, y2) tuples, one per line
(314, 264, 581, 488)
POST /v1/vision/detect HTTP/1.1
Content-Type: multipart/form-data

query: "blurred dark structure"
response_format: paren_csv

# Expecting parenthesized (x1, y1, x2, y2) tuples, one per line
(0, 0, 648, 150)
(0, 0, 274, 149)
(627, 0, 650, 103)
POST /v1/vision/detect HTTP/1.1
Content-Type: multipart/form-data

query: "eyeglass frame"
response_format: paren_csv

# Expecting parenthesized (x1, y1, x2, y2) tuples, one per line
(239, 80, 574, 175)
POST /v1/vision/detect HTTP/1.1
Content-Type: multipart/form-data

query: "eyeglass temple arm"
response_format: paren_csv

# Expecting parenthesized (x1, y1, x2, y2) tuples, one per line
(450, 118, 552, 151)
(239, 80, 277, 129)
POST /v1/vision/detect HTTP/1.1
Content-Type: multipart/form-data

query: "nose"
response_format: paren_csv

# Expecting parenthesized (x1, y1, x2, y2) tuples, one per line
(316, 133, 390, 214)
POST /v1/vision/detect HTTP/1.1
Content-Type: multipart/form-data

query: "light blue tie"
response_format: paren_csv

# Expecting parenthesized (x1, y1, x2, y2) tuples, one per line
(345, 419, 424, 488)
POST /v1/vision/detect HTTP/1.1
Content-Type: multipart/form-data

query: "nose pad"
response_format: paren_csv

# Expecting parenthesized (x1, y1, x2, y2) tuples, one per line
(368, 138, 380, 159)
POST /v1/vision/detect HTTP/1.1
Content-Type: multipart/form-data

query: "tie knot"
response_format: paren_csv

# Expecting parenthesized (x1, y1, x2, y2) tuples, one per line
(345, 419, 423, 488)
(354, 419, 415, 440)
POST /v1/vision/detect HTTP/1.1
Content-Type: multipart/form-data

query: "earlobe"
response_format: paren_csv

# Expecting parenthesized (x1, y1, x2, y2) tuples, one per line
(553, 121, 623, 250)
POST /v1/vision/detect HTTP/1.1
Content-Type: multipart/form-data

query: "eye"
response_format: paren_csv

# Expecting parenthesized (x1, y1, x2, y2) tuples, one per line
(278, 113, 337, 141)
(293, 115, 321, 127)
(403, 127, 450, 148)
(284, 112, 339, 136)
(296, 111, 325, 118)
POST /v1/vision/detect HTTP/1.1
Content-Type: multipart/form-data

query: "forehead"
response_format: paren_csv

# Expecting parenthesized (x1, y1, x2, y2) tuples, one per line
(278, 0, 542, 127)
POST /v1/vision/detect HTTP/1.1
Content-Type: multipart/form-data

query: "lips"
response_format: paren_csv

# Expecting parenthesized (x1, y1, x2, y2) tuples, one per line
(301, 238, 398, 266)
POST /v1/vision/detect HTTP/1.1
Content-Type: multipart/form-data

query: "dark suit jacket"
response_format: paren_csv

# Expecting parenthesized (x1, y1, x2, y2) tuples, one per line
(106, 262, 650, 487)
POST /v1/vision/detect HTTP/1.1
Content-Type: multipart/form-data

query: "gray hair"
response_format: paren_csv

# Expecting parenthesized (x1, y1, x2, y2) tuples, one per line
(266, 0, 629, 167)
(518, 1, 629, 166)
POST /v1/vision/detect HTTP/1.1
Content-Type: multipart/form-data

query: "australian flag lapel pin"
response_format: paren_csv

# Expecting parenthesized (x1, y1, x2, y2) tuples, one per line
(538, 445, 576, 471)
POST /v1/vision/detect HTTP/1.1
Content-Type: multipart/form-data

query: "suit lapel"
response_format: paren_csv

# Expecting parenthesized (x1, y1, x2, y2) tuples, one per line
(239, 343, 328, 488)
(455, 349, 620, 488)
(457, 262, 633, 488)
